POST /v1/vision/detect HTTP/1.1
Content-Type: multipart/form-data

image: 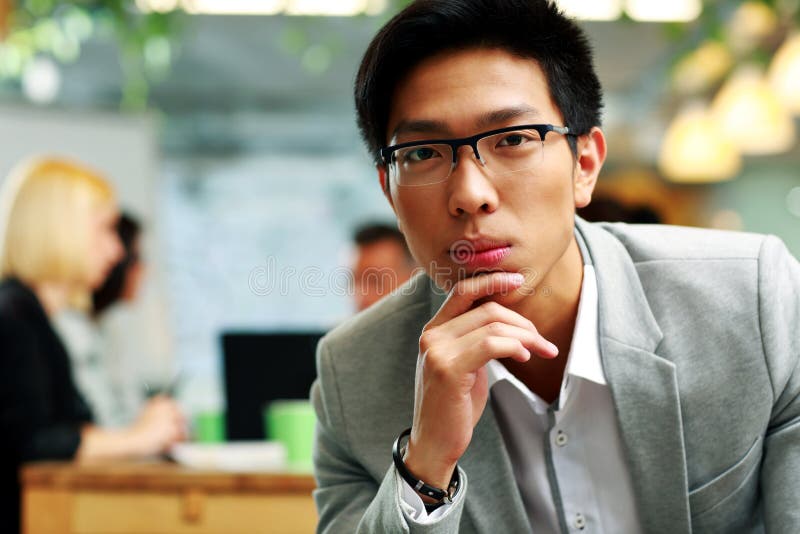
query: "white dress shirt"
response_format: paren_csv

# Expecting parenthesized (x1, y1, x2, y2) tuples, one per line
(398, 265, 642, 532)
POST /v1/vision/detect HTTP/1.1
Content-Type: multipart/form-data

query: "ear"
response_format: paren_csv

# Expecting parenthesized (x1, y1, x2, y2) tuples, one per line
(377, 165, 404, 233)
(378, 165, 395, 210)
(573, 127, 607, 209)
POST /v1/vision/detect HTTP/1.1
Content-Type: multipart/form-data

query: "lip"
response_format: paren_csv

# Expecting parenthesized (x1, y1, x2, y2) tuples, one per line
(449, 237, 512, 270)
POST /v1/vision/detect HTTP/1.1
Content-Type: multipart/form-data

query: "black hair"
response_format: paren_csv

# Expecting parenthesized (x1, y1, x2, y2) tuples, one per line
(353, 222, 413, 262)
(92, 212, 142, 316)
(355, 0, 603, 165)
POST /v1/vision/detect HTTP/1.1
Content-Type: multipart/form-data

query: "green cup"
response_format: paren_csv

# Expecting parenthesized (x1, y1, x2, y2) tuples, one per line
(265, 400, 316, 471)
(194, 410, 226, 443)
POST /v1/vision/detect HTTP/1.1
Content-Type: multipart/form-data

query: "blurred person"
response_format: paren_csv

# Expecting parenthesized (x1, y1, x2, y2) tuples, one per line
(55, 212, 169, 428)
(0, 157, 185, 533)
(92, 213, 145, 316)
(352, 222, 418, 311)
(311, 1, 800, 532)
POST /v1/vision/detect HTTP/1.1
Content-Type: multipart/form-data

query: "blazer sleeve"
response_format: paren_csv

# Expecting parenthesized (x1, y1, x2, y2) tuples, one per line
(0, 318, 85, 462)
(757, 235, 800, 530)
(311, 338, 467, 534)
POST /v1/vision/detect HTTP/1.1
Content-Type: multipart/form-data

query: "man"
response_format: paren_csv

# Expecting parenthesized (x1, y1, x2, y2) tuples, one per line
(311, 1, 800, 532)
(352, 222, 418, 312)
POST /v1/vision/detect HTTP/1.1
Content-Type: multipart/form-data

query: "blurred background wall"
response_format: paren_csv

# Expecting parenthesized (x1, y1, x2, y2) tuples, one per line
(1, 0, 798, 415)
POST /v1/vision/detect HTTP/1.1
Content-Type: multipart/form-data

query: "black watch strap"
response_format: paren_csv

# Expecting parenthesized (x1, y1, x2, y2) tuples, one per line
(392, 427, 460, 504)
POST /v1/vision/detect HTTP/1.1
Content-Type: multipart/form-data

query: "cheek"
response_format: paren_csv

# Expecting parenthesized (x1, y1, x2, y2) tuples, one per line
(393, 193, 442, 258)
(525, 157, 575, 204)
(506, 166, 575, 252)
(515, 158, 575, 210)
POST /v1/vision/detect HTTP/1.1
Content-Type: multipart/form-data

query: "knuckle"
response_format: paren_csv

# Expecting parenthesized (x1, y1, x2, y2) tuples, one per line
(424, 350, 449, 379)
(479, 303, 503, 323)
(486, 321, 505, 335)
(479, 336, 500, 353)
(419, 329, 438, 350)
(482, 301, 503, 316)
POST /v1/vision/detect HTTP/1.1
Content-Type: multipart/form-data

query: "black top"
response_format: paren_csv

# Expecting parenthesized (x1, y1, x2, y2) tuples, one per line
(0, 278, 93, 533)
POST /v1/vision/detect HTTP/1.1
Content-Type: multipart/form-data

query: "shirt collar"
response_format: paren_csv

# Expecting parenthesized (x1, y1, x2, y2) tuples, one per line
(486, 263, 605, 412)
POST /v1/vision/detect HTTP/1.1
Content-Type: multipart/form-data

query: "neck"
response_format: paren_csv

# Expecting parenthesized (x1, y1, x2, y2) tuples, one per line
(502, 236, 585, 402)
(515, 236, 584, 339)
(33, 282, 71, 316)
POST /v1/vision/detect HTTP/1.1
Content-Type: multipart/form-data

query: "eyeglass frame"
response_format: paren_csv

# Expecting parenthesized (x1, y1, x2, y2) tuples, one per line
(378, 123, 575, 185)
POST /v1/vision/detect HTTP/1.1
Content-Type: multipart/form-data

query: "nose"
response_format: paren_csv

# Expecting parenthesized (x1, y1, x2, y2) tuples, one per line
(447, 145, 499, 217)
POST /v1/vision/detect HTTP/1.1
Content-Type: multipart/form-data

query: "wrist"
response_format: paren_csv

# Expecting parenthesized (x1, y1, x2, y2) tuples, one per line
(404, 439, 458, 490)
(393, 428, 460, 505)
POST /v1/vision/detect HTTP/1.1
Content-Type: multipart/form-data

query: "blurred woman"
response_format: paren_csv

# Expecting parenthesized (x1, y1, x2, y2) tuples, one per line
(0, 157, 185, 533)
(55, 213, 159, 428)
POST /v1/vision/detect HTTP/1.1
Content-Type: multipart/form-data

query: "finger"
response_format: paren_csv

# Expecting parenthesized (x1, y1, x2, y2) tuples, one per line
(428, 272, 525, 329)
(431, 300, 538, 340)
(451, 335, 532, 371)
(457, 323, 558, 366)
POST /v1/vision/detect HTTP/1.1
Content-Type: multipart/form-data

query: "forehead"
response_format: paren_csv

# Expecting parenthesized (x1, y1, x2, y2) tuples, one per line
(386, 47, 562, 141)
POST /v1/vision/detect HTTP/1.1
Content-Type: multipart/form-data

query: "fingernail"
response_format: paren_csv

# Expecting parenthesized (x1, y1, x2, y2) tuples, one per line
(548, 342, 559, 356)
(509, 273, 525, 285)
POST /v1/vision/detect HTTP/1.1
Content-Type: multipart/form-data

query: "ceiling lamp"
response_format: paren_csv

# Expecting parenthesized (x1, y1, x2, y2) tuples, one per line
(659, 105, 741, 183)
(625, 0, 701, 22)
(726, 2, 778, 54)
(556, 0, 622, 21)
(769, 34, 800, 115)
(286, 0, 370, 16)
(136, 0, 181, 13)
(672, 40, 733, 95)
(180, 0, 283, 15)
(146, 0, 387, 16)
(712, 66, 796, 155)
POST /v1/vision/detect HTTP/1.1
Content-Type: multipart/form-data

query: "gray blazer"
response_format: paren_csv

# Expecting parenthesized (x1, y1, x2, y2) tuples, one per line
(311, 217, 800, 533)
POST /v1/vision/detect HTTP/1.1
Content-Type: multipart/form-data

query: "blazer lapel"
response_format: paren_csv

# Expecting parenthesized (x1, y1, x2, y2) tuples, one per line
(576, 217, 691, 534)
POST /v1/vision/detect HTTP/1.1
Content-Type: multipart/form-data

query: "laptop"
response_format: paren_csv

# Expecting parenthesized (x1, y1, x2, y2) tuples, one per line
(222, 331, 324, 441)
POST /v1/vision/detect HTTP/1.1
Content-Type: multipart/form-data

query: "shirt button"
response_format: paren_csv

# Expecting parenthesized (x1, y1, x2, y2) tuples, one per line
(574, 513, 586, 530)
(555, 430, 568, 447)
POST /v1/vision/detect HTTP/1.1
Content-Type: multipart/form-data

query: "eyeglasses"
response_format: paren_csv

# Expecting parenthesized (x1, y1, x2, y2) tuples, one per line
(379, 123, 573, 187)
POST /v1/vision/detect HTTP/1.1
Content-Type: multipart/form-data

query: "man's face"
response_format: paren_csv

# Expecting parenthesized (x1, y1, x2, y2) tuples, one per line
(381, 47, 602, 304)
(353, 238, 415, 311)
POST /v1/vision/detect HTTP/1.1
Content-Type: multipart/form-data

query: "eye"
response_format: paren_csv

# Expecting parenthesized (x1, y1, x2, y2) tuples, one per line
(496, 132, 539, 147)
(403, 146, 441, 162)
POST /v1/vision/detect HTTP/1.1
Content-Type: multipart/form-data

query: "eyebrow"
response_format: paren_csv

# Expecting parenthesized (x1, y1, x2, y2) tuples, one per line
(389, 105, 543, 142)
(475, 105, 541, 129)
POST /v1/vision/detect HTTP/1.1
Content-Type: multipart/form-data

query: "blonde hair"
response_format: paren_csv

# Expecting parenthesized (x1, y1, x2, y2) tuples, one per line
(0, 156, 116, 308)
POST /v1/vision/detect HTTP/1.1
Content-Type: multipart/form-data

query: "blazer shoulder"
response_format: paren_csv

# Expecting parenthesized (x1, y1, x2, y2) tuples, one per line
(596, 222, 768, 264)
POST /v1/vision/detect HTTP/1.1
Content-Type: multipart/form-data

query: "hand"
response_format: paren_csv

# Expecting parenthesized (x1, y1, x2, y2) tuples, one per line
(129, 395, 187, 456)
(404, 272, 559, 492)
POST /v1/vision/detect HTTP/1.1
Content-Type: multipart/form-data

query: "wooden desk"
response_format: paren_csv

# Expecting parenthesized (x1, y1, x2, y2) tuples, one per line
(21, 461, 317, 534)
